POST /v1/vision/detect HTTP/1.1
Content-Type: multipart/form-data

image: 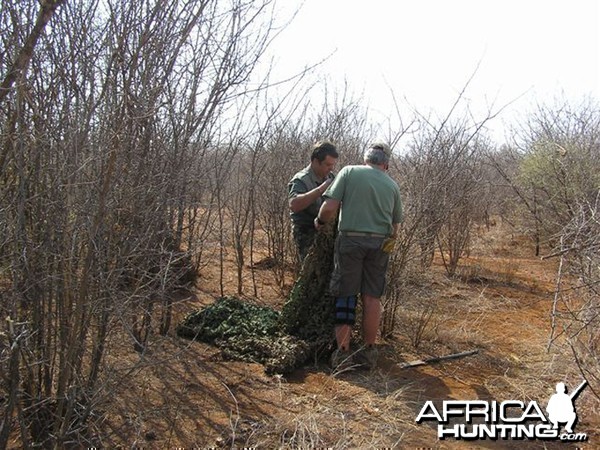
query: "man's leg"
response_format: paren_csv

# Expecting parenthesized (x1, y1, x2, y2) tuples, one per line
(334, 295, 357, 351)
(335, 324, 352, 351)
(362, 294, 382, 346)
(330, 235, 363, 352)
(329, 235, 364, 370)
(332, 297, 359, 371)
(359, 240, 387, 350)
(332, 297, 355, 370)
(294, 226, 316, 263)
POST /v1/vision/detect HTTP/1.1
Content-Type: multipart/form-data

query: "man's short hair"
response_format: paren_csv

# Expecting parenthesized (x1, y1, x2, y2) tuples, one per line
(311, 140, 339, 162)
(364, 142, 392, 165)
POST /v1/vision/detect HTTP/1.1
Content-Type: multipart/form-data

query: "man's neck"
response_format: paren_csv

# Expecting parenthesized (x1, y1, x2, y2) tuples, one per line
(365, 162, 386, 171)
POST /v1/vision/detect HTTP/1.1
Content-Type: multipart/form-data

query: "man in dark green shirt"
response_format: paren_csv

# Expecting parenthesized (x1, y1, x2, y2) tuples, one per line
(288, 141, 339, 261)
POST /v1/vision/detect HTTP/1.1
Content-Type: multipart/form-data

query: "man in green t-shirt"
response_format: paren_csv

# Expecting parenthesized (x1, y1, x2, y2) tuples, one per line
(288, 141, 339, 261)
(314, 142, 403, 370)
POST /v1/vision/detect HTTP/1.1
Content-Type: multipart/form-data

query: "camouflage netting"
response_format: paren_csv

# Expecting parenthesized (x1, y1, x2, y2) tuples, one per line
(177, 225, 337, 374)
(280, 226, 336, 346)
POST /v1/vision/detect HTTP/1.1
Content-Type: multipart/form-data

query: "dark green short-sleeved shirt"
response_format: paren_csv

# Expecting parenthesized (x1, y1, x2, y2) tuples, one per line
(288, 165, 335, 229)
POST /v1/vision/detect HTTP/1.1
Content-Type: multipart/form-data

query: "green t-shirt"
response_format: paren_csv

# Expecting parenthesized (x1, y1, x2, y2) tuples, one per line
(324, 165, 403, 235)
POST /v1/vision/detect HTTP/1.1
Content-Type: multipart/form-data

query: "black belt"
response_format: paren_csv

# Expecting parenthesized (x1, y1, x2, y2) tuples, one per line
(341, 231, 387, 238)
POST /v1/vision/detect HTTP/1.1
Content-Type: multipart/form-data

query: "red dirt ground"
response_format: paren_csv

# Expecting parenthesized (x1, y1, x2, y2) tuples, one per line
(10, 221, 598, 449)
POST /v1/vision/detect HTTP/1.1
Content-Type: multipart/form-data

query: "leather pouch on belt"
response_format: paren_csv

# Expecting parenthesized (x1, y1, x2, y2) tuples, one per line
(381, 237, 396, 254)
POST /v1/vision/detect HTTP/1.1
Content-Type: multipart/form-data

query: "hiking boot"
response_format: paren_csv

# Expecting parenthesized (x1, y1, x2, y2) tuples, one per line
(330, 349, 354, 373)
(355, 345, 378, 369)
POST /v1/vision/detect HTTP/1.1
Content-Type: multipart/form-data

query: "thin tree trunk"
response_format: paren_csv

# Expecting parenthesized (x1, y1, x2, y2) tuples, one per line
(0, 0, 66, 102)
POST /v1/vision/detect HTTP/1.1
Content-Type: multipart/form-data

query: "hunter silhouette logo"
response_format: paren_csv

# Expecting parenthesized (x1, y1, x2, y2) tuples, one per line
(416, 379, 589, 442)
(546, 380, 587, 434)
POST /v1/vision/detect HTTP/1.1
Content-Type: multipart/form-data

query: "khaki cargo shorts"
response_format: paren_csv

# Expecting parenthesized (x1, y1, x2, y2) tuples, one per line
(329, 234, 390, 297)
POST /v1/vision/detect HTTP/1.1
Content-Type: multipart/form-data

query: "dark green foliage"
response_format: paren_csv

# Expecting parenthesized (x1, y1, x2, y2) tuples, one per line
(176, 226, 338, 374)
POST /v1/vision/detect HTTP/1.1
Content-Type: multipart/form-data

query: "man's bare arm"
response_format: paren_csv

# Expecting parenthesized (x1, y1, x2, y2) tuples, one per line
(314, 197, 340, 230)
(289, 179, 332, 213)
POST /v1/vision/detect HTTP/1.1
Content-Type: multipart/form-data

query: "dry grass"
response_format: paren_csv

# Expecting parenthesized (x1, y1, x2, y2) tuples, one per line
(10, 220, 599, 448)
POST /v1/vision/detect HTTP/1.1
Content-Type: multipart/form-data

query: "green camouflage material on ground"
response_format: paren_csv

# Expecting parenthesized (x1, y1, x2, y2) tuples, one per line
(176, 296, 310, 374)
(177, 225, 337, 374)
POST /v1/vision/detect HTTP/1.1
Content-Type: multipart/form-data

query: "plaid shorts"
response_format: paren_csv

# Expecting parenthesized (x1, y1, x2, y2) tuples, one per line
(329, 234, 390, 297)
